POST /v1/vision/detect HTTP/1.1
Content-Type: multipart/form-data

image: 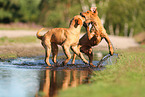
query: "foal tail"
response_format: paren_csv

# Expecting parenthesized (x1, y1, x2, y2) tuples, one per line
(36, 28, 45, 40)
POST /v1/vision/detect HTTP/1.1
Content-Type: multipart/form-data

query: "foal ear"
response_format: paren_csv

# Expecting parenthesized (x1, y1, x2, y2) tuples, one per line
(69, 19, 73, 27)
(74, 18, 82, 28)
(76, 18, 82, 25)
(90, 7, 97, 13)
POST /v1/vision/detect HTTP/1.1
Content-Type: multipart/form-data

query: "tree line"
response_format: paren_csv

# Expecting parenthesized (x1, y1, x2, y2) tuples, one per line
(0, 0, 145, 36)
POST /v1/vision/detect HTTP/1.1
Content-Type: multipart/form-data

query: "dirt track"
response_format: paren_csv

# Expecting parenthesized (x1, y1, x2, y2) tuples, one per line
(0, 30, 139, 59)
(0, 30, 139, 49)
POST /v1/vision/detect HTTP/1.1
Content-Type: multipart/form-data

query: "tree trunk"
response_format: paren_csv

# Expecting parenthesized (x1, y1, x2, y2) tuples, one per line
(109, 23, 114, 35)
(80, 0, 89, 12)
(129, 28, 134, 37)
(115, 25, 119, 36)
(101, 15, 106, 26)
(88, 0, 96, 7)
(38, 0, 49, 24)
(64, 0, 70, 23)
(124, 23, 128, 37)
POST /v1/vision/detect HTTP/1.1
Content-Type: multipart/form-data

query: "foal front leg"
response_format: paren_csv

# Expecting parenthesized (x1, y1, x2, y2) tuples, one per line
(62, 44, 71, 66)
(80, 47, 95, 67)
(71, 45, 88, 64)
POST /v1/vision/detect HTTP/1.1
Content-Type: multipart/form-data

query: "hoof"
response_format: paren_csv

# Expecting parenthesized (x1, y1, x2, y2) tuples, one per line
(89, 63, 96, 67)
(59, 64, 64, 67)
(71, 62, 75, 64)
(97, 65, 103, 68)
(46, 66, 51, 68)
(84, 61, 89, 64)
(109, 51, 114, 56)
(60, 62, 65, 67)
(54, 63, 60, 67)
(45, 61, 51, 67)
(47, 64, 51, 67)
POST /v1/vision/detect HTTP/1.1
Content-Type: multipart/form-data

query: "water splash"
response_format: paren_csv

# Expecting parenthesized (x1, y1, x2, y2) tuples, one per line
(97, 53, 118, 67)
(0, 53, 118, 70)
(0, 53, 118, 97)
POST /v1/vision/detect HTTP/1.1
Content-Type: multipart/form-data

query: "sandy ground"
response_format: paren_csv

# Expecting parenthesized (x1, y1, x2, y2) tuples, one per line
(0, 30, 139, 48)
(0, 30, 39, 37)
(0, 30, 139, 59)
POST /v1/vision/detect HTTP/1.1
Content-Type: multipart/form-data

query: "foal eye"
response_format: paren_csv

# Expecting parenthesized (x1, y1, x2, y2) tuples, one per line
(87, 12, 89, 13)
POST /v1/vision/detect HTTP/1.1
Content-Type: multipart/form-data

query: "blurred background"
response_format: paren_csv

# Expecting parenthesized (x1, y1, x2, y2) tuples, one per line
(0, 0, 145, 37)
(0, 1, 145, 97)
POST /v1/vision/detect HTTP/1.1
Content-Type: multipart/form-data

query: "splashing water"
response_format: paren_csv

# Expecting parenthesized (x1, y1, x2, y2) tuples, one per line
(97, 53, 118, 67)
(0, 53, 118, 97)
(0, 53, 118, 69)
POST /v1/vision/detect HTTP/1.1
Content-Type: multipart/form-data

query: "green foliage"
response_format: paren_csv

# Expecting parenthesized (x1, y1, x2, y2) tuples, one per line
(0, 0, 41, 23)
(97, 0, 145, 36)
(38, 0, 81, 27)
(0, 0, 19, 22)
(18, 0, 41, 22)
(59, 47, 145, 97)
(41, 3, 67, 27)
(0, 0, 145, 35)
(0, 36, 38, 45)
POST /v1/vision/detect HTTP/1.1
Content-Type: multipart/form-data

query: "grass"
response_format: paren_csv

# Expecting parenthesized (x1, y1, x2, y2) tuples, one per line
(0, 53, 17, 59)
(59, 46, 145, 97)
(141, 45, 145, 48)
(0, 36, 40, 59)
(0, 27, 33, 30)
(0, 36, 38, 45)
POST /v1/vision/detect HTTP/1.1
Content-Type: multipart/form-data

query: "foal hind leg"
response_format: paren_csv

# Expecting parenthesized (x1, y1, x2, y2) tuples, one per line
(42, 40, 51, 66)
(80, 46, 95, 67)
(51, 43, 58, 63)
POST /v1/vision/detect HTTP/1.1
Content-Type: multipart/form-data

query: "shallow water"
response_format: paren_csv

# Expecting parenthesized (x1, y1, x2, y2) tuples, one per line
(0, 53, 118, 97)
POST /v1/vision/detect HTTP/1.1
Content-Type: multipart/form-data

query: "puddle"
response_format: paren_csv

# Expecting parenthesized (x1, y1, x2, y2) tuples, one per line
(0, 53, 118, 97)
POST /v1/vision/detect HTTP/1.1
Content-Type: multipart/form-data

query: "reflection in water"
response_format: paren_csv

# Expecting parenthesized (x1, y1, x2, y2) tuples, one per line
(0, 53, 118, 97)
(36, 70, 91, 97)
(0, 67, 91, 97)
(0, 67, 41, 97)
